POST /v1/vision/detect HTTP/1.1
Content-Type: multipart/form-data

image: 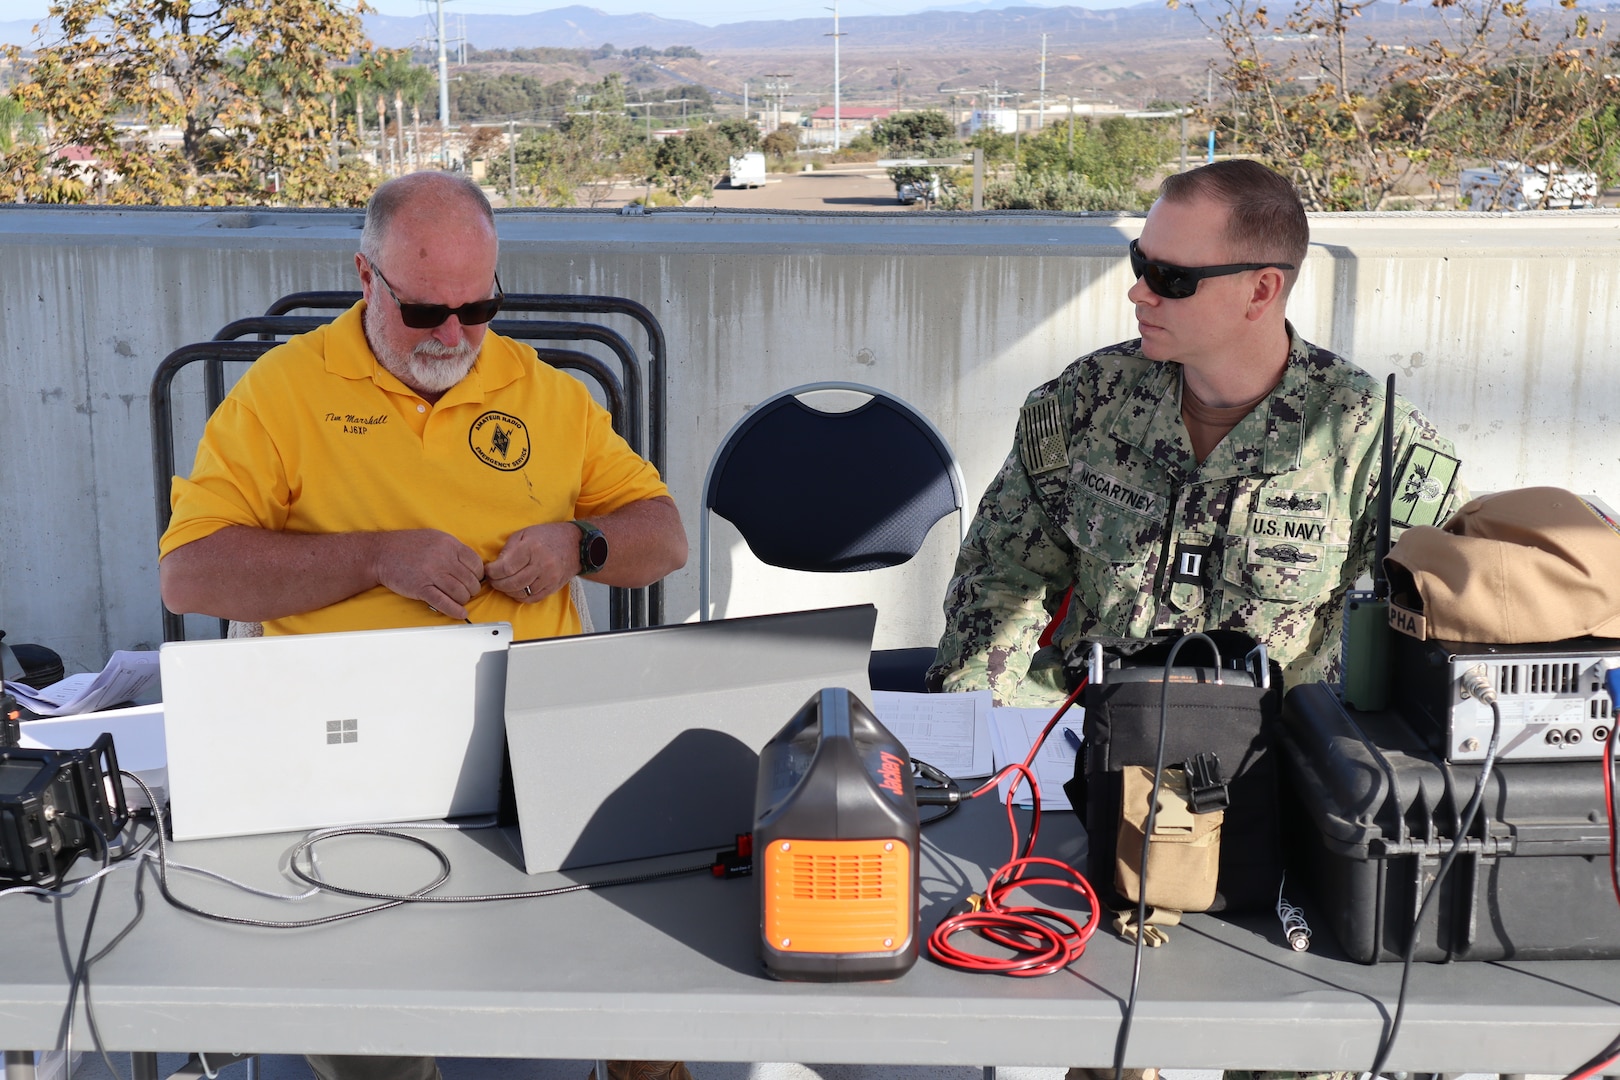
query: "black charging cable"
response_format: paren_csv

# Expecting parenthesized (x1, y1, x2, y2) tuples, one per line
(912, 757, 963, 824)
(1111, 631, 1220, 1080)
(1365, 670, 1502, 1077)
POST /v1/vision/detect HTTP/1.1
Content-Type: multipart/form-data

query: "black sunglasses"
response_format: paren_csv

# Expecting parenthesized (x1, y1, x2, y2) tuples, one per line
(1128, 238, 1295, 300)
(366, 258, 504, 329)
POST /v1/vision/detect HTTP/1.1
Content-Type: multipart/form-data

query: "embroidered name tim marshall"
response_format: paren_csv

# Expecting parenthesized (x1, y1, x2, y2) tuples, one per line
(1076, 463, 1158, 518)
(324, 412, 389, 435)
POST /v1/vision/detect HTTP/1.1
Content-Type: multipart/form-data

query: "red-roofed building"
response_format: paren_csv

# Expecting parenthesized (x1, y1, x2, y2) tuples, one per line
(808, 106, 895, 132)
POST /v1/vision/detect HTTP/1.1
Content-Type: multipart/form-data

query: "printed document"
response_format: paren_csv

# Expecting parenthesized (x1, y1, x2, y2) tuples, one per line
(4, 650, 159, 717)
(987, 706, 1084, 810)
(871, 689, 994, 778)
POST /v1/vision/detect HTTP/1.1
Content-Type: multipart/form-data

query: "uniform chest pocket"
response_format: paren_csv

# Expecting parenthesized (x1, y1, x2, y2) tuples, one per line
(1223, 534, 1346, 604)
(1061, 489, 1158, 632)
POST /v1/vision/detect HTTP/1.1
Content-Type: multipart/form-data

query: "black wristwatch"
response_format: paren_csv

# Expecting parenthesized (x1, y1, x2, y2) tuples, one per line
(573, 519, 608, 576)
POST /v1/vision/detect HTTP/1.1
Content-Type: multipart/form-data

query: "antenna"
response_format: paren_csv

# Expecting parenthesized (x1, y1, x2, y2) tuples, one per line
(1342, 372, 1399, 711)
(1374, 372, 1396, 600)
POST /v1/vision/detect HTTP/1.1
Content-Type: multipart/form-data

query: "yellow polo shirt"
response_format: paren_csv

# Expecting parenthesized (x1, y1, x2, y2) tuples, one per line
(160, 303, 669, 638)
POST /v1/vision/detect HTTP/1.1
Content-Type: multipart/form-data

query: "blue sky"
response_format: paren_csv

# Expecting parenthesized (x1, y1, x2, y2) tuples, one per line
(6, 0, 1133, 28)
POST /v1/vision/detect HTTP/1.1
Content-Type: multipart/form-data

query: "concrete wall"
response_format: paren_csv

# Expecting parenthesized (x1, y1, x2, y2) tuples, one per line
(3, 204, 1618, 673)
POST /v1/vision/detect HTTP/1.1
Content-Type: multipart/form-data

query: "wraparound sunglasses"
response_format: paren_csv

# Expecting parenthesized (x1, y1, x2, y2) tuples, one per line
(1129, 238, 1295, 299)
(366, 257, 505, 328)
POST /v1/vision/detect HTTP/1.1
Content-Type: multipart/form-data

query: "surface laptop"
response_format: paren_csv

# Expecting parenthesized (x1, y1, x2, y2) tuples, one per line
(161, 622, 513, 840)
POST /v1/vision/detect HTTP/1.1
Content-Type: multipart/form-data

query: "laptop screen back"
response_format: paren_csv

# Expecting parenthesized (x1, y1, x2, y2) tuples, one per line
(503, 605, 877, 873)
(161, 622, 513, 840)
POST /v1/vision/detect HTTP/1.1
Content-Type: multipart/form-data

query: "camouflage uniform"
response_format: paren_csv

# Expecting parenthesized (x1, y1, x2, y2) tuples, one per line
(929, 326, 1463, 706)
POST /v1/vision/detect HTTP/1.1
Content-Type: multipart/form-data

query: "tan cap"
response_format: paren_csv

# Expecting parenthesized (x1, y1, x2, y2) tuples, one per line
(1385, 487, 1620, 643)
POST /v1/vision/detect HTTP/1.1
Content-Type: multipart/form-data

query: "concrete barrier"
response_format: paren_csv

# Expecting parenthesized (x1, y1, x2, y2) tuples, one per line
(2, 204, 1617, 671)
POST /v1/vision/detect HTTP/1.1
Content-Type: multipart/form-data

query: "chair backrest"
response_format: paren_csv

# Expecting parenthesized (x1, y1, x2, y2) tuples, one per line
(698, 381, 967, 620)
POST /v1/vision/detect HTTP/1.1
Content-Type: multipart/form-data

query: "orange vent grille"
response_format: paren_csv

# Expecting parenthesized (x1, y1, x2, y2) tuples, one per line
(763, 838, 912, 955)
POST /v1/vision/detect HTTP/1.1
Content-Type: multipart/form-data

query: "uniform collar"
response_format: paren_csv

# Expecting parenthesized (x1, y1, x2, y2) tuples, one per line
(324, 301, 524, 406)
(1111, 322, 1310, 481)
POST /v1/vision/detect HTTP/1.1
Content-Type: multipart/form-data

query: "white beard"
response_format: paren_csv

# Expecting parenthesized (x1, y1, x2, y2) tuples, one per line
(365, 303, 480, 395)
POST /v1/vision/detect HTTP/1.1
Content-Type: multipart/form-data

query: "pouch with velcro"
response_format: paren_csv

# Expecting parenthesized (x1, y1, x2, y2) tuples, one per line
(1114, 765, 1223, 912)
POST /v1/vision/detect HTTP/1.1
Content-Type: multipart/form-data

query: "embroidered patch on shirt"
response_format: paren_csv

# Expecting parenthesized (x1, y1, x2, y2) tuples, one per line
(1171, 541, 1213, 585)
(470, 410, 531, 472)
(1018, 396, 1070, 476)
(1075, 462, 1160, 519)
(1391, 444, 1460, 528)
(1258, 489, 1329, 518)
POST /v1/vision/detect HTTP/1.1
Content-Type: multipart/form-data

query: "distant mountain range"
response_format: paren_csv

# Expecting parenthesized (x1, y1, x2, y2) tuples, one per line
(361, 3, 1196, 51)
(7, 0, 1610, 53)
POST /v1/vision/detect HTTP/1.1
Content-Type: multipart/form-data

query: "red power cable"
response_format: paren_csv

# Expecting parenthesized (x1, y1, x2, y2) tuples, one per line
(926, 678, 1102, 976)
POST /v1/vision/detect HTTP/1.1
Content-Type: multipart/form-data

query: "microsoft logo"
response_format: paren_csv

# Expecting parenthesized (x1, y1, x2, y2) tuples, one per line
(326, 718, 358, 745)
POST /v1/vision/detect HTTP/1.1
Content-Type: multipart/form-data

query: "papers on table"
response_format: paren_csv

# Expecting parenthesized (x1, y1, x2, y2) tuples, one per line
(869, 689, 1084, 809)
(986, 706, 1084, 810)
(18, 702, 168, 808)
(4, 650, 159, 716)
(872, 689, 994, 778)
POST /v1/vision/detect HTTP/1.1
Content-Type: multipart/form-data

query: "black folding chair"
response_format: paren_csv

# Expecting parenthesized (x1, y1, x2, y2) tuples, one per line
(698, 381, 968, 692)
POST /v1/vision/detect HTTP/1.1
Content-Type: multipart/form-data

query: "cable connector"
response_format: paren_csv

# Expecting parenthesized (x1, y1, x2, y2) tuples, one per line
(946, 893, 985, 919)
(1605, 660, 1620, 715)
(1460, 664, 1497, 706)
(1183, 752, 1228, 814)
(711, 833, 755, 878)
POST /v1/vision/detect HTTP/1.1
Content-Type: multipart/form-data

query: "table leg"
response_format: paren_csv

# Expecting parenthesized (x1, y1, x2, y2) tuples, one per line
(132, 1051, 160, 1080)
(4, 1052, 35, 1080)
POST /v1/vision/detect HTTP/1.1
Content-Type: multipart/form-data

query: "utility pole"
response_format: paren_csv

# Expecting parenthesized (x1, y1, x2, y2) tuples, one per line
(764, 74, 792, 132)
(825, 0, 844, 151)
(412, 101, 422, 170)
(394, 91, 406, 174)
(435, 0, 451, 167)
(507, 119, 516, 203)
(1038, 32, 1047, 131)
(889, 62, 909, 109)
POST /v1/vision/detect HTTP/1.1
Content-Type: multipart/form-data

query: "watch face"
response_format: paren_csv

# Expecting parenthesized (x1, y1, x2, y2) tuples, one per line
(584, 531, 609, 571)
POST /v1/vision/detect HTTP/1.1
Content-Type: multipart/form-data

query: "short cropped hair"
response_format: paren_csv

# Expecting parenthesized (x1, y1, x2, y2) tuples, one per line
(359, 172, 496, 262)
(1159, 160, 1308, 285)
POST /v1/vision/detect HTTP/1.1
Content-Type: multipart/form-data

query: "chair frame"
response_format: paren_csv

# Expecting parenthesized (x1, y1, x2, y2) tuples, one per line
(697, 380, 968, 621)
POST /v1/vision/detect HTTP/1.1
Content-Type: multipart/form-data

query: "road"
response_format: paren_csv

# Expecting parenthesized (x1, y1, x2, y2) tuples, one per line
(703, 163, 912, 211)
(503, 163, 917, 212)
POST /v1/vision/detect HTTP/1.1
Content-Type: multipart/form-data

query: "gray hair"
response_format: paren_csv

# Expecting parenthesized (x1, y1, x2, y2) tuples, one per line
(359, 172, 496, 263)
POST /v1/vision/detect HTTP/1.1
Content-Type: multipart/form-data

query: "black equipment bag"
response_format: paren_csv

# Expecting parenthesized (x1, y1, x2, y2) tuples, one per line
(1064, 631, 1285, 913)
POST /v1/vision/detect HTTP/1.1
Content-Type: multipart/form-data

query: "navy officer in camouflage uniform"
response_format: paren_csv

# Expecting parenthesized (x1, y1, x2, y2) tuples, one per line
(928, 159, 1463, 706)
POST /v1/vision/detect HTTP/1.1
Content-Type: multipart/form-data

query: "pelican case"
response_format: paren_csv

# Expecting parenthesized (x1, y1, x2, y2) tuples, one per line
(1279, 682, 1620, 963)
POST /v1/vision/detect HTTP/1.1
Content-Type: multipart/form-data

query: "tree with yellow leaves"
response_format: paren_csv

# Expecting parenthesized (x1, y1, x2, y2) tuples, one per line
(1186, 0, 1616, 210)
(2, 0, 378, 205)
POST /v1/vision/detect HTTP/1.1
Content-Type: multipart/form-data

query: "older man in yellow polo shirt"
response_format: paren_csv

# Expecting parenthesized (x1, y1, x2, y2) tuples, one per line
(160, 171, 685, 638)
(158, 172, 689, 1080)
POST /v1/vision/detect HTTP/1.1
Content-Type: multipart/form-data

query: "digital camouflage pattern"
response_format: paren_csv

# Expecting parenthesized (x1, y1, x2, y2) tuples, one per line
(928, 326, 1465, 706)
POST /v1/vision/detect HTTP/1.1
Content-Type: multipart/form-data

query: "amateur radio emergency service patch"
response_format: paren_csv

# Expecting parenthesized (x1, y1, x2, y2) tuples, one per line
(470, 411, 531, 471)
